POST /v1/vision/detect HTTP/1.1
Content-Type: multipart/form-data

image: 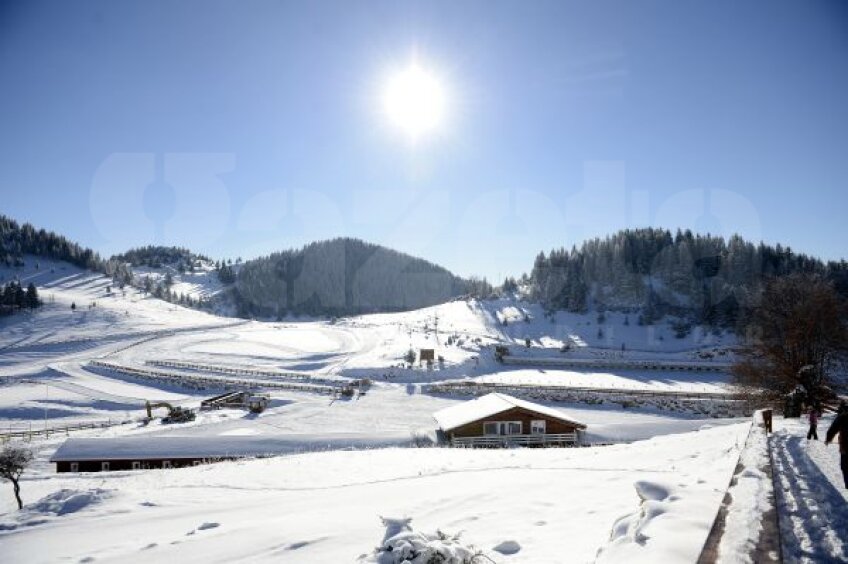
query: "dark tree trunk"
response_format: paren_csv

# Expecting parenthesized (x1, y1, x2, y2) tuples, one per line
(12, 479, 22, 510)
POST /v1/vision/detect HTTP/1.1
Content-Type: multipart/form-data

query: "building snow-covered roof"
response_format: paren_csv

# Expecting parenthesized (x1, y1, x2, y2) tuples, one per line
(50, 434, 404, 462)
(433, 393, 586, 432)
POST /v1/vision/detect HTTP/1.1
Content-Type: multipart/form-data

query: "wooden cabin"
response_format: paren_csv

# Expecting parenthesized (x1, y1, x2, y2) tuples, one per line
(433, 393, 586, 447)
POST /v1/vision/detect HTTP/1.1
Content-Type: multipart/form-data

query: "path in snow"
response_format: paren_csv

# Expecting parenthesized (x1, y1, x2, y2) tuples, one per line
(771, 417, 848, 563)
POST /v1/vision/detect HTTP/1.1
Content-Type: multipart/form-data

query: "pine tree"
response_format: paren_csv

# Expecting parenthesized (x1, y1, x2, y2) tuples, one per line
(25, 283, 39, 309)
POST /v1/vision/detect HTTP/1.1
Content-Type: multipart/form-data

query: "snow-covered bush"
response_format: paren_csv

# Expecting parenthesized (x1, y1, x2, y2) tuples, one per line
(410, 431, 436, 448)
(359, 517, 488, 564)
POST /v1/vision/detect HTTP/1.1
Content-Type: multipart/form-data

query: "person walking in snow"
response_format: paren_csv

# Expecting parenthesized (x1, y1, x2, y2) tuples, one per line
(825, 403, 848, 489)
(807, 407, 821, 440)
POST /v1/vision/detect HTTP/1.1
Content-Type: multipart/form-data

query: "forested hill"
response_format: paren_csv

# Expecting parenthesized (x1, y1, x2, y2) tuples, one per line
(526, 228, 848, 328)
(234, 238, 490, 317)
(110, 246, 210, 270)
(0, 215, 131, 283)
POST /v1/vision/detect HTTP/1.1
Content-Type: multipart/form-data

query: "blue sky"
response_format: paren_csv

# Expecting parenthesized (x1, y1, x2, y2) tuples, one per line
(1, 0, 846, 281)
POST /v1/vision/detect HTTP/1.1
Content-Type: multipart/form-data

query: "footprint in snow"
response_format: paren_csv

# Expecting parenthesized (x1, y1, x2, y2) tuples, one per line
(187, 522, 220, 536)
(493, 540, 521, 555)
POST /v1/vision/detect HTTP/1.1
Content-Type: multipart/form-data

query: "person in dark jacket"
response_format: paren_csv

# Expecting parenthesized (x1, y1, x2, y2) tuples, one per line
(825, 403, 848, 489)
(807, 407, 821, 440)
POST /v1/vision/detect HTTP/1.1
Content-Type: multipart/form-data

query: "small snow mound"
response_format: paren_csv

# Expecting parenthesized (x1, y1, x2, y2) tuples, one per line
(492, 540, 521, 555)
(634, 480, 673, 502)
(0, 488, 112, 532)
(359, 516, 487, 564)
(31, 488, 110, 516)
(596, 480, 680, 562)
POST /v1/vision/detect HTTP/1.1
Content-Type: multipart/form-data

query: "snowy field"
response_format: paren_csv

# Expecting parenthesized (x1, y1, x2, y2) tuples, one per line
(0, 258, 755, 562)
(0, 423, 751, 563)
(452, 367, 730, 395)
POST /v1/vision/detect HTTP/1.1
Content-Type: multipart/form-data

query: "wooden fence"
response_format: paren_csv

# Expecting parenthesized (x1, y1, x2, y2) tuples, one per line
(451, 432, 579, 448)
(427, 380, 737, 401)
(88, 360, 340, 396)
(500, 355, 732, 373)
(0, 419, 127, 442)
(146, 359, 342, 387)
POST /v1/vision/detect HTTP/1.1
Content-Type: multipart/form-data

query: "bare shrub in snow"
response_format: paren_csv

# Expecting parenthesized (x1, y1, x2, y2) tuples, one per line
(410, 432, 436, 448)
(359, 517, 488, 564)
(0, 443, 33, 510)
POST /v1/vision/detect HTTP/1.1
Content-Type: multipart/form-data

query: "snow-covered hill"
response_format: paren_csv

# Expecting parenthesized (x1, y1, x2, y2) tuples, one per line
(0, 256, 754, 563)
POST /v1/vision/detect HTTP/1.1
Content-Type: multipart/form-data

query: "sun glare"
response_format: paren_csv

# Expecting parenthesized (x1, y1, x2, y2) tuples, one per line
(383, 62, 447, 140)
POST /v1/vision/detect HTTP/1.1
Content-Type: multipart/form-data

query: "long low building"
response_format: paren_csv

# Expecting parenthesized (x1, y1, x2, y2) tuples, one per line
(50, 434, 407, 472)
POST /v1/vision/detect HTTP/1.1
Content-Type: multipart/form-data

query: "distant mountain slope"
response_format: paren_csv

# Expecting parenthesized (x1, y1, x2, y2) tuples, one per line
(527, 228, 848, 329)
(107, 246, 231, 310)
(0, 215, 131, 283)
(234, 238, 490, 317)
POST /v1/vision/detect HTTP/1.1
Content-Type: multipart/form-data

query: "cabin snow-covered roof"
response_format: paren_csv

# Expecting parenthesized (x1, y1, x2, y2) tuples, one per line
(49, 434, 400, 462)
(433, 393, 586, 432)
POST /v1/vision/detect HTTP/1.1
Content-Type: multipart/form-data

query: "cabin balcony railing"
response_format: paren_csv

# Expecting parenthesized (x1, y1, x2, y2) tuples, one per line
(450, 432, 578, 448)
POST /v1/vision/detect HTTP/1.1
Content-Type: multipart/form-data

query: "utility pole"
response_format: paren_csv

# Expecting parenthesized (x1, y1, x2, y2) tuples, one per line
(434, 312, 440, 345)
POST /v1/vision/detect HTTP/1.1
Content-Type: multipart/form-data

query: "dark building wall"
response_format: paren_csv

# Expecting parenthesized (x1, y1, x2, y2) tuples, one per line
(448, 407, 582, 439)
(56, 458, 210, 473)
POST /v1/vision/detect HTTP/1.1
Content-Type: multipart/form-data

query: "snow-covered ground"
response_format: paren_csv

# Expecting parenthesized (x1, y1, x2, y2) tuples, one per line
(451, 367, 730, 394)
(1, 423, 751, 563)
(771, 415, 848, 563)
(0, 258, 757, 562)
(485, 298, 736, 354)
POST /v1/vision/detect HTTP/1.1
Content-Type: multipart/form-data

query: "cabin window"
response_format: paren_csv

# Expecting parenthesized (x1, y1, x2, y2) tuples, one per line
(101, 461, 110, 471)
(531, 420, 546, 434)
(483, 421, 522, 435)
(162, 460, 173, 469)
(132, 461, 141, 470)
(70, 462, 79, 472)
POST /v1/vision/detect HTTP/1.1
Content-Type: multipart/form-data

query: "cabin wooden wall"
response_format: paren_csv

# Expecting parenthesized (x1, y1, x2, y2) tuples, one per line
(448, 406, 581, 438)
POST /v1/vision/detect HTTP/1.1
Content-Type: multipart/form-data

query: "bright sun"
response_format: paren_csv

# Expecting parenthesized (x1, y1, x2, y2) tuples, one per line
(383, 62, 447, 140)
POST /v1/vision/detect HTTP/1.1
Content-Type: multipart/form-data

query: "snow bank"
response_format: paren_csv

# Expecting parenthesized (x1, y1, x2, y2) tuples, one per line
(716, 419, 772, 563)
(0, 488, 112, 532)
(29, 488, 111, 516)
(596, 473, 738, 563)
